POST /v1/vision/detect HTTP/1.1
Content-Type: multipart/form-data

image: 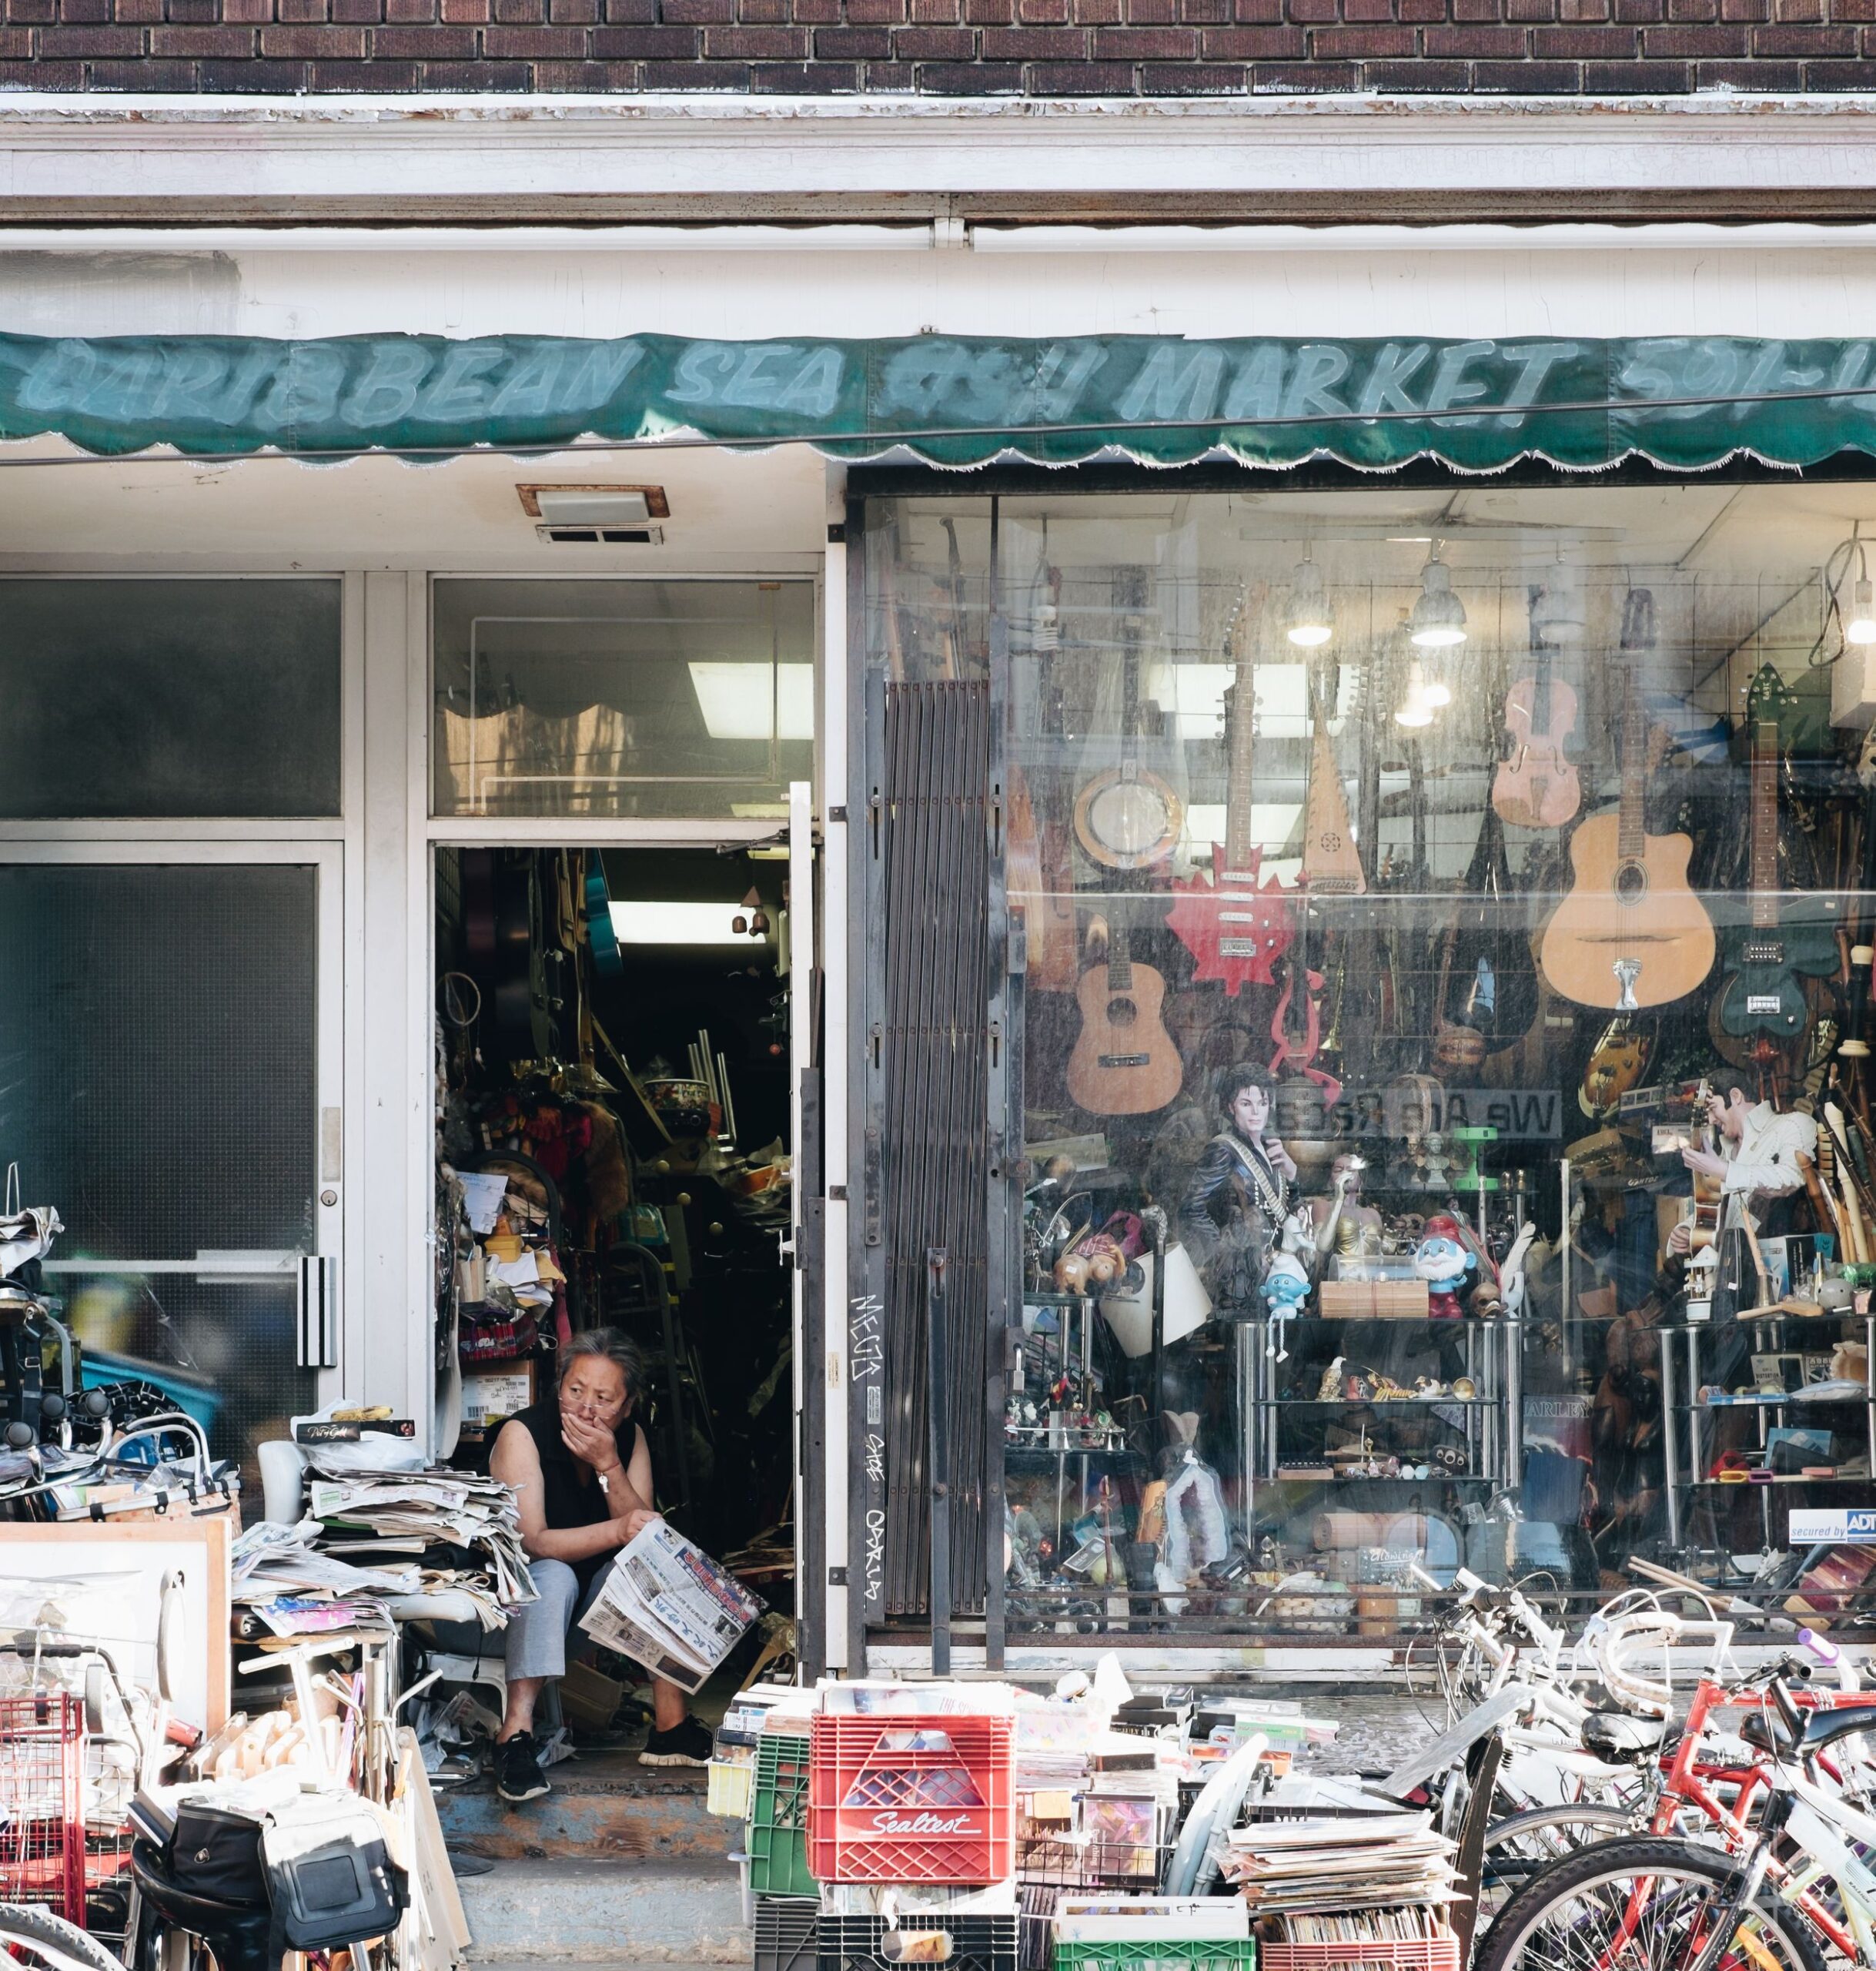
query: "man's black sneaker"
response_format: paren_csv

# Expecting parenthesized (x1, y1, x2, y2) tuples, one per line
(639, 1715, 714, 1767)
(494, 1731, 550, 1803)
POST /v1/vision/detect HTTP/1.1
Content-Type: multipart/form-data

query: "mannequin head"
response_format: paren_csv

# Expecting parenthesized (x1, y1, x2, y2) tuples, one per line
(1217, 1062, 1276, 1142)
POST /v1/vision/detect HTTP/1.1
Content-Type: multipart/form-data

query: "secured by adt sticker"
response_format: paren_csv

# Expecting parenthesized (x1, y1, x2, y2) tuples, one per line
(1791, 1508, 1876, 1544)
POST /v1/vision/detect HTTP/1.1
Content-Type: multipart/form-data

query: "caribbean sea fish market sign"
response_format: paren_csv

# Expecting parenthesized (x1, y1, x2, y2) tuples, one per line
(4, 330, 1875, 468)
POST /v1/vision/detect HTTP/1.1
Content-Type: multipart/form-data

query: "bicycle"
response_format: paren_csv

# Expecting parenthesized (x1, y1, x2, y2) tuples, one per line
(1475, 1663, 1876, 1971)
(0, 1902, 128, 1971)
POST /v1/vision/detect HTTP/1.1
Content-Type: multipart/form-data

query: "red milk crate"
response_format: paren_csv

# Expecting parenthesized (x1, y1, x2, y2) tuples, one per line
(808, 1712, 1015, 1885)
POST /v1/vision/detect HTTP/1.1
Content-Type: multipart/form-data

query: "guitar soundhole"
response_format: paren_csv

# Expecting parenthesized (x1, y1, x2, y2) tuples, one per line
(1105, 997, 1139, 1030)
(1614, 859, 1647, 905)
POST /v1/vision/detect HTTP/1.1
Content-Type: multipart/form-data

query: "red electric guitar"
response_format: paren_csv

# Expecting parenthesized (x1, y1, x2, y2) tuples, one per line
(1165, 588, 1292, 993)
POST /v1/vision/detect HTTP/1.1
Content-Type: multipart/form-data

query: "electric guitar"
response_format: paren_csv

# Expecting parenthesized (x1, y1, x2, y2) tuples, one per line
(1539, 590, 1716, 1012)
(1165, 587, 1293, 991)
(584, 848, 623, 980)
(1493, 596, 1583, 830)
(1716, 673, 1838, 1039)
(1065, 916, 1184, 1116)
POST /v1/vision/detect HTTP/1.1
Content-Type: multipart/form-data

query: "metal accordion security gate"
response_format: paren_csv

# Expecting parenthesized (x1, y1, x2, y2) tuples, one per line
(853, 660, 1014, 1668)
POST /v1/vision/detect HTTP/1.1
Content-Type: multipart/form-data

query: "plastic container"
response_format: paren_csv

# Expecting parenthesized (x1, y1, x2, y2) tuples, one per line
(754, 1898, 818, 1971)
(810, 1714, 1016, 1886)
(822, 1912, 1019, 1971)
(751, 1733, 816, 1899)
(1055, 1945, 1256, 1971)
(1259, 1940, 1455, 1971)
(708, 1757, 755, 1820)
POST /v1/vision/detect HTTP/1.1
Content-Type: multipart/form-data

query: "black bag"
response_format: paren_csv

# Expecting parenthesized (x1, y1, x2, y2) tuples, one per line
(263, 1809, 408, 1959)
(169, 1802, 269, 1909)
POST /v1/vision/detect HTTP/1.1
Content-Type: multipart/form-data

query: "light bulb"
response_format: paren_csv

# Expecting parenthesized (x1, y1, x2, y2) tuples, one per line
(1285, 555, 1333, 649)
(1410, 555, 1468, 649)
(1423, 671, 1452, 708)
(1850, 574, 1876, 647)
(1395, 661, 1436, 728)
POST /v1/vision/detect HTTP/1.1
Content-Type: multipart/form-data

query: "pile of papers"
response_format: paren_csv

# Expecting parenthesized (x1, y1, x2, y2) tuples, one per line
(579, 1518, 761, 1695)
(306, 1462, 537, 1606)
(233, 1521, 419, 1636)
(1220, 1812, 1459, 1914)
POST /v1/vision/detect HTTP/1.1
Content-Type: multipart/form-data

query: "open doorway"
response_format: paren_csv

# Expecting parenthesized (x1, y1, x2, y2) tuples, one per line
(430, 840, 798, 1757)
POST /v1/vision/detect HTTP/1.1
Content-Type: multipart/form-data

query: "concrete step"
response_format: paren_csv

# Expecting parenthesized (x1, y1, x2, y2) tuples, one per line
(458, 1856, 751, 1964)
(440, 1756, 731, 1862)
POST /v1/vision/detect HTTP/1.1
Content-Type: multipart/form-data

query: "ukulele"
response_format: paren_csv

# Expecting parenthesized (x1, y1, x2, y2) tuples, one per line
(1539, 590, 1716, 1012)
(1493, 594, 1582, 830)
(1716, 674, 1838, 1041)
(1065, 915, 1184, 1116)
(1299, 657, 1366, 897)
(1165, 587, 1294, 992)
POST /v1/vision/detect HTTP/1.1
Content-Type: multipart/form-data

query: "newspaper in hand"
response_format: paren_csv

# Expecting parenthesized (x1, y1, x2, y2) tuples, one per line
(578, 1519, 763, 1695)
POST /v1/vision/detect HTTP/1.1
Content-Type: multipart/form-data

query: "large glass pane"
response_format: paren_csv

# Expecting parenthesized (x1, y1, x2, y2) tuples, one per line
(0, 579, 342, 819)
(0, 864, 320, 1475)
(432, 578, 815, 819)
(867, 484, 1876, 1641)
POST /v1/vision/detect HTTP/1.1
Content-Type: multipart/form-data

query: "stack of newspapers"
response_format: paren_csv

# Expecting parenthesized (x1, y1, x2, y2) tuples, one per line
(1219, 1812, 1459, 1915)
(579, 1518, 763, 1694)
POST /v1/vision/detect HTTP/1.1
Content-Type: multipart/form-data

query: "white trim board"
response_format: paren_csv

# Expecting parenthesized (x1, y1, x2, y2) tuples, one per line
(6, 95, 1876, 222)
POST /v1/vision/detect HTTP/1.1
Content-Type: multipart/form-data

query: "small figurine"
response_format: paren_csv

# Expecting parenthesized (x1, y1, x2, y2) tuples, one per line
(1414, 1229, 1477, 1320)
(1316, 1354, 1346, 1402)
(1262, 1250, 1312, 1364)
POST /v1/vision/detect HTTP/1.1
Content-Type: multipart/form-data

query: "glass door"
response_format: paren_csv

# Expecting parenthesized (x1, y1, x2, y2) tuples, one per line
(0, 845, 343, 1477)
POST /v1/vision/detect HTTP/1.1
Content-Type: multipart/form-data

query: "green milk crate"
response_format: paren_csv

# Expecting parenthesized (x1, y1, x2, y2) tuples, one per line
(747, 1733, 815, 1899)
(1055, 1943, 1258, 1971)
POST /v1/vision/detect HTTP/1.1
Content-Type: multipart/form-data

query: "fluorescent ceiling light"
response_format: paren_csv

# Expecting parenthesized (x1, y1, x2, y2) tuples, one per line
(610, 901, 763, 945)
(689, 662, 814, 741)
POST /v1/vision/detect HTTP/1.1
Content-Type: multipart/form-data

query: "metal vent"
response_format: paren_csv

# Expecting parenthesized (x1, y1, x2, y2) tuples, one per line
(533, 524, 666, 546)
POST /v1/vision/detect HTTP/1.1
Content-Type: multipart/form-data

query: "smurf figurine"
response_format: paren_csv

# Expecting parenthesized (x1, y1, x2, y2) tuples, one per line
(1413, 1228, 1476, 1320)
(1262, 1250, 1311, 1364)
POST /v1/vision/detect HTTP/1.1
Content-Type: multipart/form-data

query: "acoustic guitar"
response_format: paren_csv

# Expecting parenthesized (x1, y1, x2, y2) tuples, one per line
(1539, 591, 1716, 1012)
(1716, 676, 1838, 1041)
(1493, 596, 1582, 831)
(1165, 587, 1294, 992)
(1066, 917, 1183, 1116)
(1007, 763, 1078, 994)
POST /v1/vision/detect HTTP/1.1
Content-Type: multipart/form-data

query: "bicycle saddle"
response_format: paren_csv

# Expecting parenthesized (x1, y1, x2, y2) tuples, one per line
(1798, 1703, 1876, 1753)
(1580, 1711, 1670, 1762)
(131, 1838, 276, 1971)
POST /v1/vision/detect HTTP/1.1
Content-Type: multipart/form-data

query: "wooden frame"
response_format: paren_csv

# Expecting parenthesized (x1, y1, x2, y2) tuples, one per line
(0, 1517, 233, 1731)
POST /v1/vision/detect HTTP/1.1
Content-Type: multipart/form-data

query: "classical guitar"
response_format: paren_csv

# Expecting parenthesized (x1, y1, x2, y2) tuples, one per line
(1538, 591, 1716, 1012)
(1716, 676, 1838, 1041)
(1165, 587, 1293, 992)
(1299, 658, 1366, 897)
(1065, 916, 1184, 1116)
(1493, 596, 1582, 830)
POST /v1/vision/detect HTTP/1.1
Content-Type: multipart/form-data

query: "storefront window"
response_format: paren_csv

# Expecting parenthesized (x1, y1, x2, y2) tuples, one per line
(0, 577, 342, 820)
(864, 484, 1876, 1641)
(432, 578, 814, 820)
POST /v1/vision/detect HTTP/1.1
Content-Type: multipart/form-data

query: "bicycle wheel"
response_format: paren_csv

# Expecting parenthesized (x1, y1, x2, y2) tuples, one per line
(1482, 1804, 1637, 1912)
(0, 1904, 129, 1971)
(1476, 1836, 1828, 1971)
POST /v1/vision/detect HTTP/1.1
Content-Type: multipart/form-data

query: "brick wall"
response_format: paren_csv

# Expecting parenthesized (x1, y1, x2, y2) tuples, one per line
(0, 0, 1868, 97)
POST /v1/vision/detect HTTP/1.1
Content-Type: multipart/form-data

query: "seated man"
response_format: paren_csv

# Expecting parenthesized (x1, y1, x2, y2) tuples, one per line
(489, 1327, 714, 1803)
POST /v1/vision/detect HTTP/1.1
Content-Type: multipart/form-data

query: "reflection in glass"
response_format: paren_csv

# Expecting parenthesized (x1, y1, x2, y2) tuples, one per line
(432, 578, 815, 818)
(868, 486, 1876, 1641)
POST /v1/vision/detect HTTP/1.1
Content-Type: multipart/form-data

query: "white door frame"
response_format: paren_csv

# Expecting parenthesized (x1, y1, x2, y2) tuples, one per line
(0, 837, 349, 1409)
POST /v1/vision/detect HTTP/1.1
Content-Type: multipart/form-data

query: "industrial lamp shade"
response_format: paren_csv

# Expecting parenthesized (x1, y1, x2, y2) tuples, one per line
(1410, 557, 1468, 649)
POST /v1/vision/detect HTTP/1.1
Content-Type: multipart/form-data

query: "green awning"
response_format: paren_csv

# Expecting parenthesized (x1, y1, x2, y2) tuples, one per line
(5, 330, 1875, 470)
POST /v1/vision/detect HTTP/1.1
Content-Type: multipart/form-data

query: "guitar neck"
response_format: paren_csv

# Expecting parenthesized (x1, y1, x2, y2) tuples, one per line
(1617, 660, 1647, 862)
(1750, 721, 1779, 929)
(1223, 601, 1257, 870)
(1108, 919, 1132, 989)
